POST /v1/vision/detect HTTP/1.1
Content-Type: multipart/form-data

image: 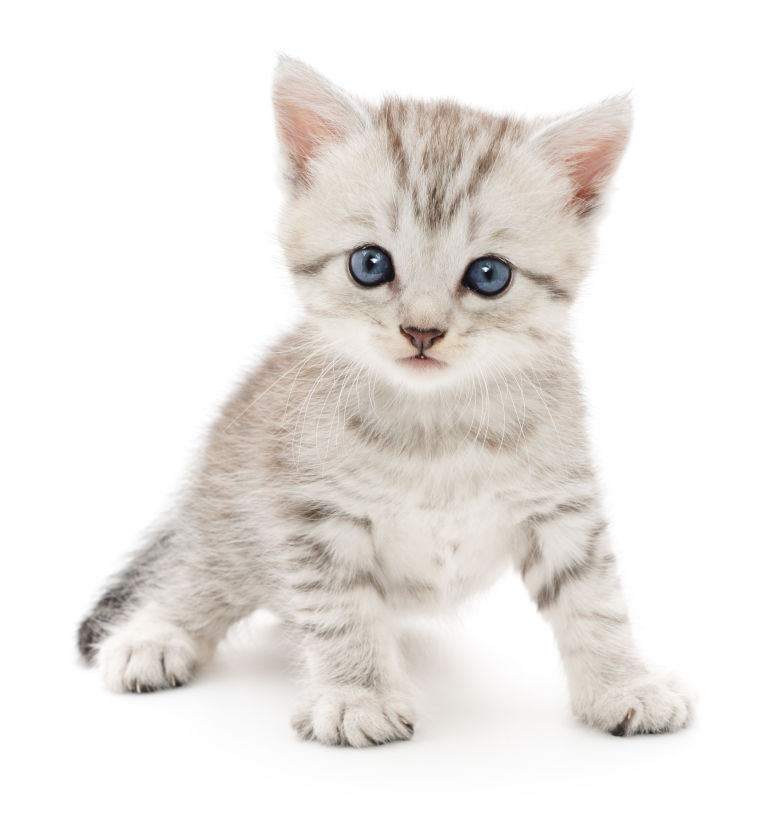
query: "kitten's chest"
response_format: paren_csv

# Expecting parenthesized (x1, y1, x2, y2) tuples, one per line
(370, 494, 518, 608)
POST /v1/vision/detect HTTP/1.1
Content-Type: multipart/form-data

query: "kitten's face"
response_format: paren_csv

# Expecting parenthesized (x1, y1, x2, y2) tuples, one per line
(274, 60, 630, 391)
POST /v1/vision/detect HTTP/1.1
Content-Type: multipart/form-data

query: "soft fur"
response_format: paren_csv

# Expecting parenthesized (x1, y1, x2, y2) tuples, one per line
(78, 57, 694, 745)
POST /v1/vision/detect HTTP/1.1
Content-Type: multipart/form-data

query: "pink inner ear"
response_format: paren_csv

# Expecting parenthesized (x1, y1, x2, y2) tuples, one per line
(567, 137, 623, 207)
(275, 100, 340, 180)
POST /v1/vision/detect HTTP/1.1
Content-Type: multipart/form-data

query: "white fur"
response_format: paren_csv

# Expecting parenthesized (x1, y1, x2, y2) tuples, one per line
(98, 606, 209, 693)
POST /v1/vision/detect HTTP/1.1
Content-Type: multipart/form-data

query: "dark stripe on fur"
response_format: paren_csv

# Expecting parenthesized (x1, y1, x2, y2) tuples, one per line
(292, 252, 342, 277)
(300, 621, 354, 641)
(380, 99, 409, 190)
(530, 497, 595, 524)
(535, 521, 610, 610)
(400, 577, 436, 597)
(350, 569, 386, 599)
(293, 579, 327, 593)
(520, 270, 571, 301)
(295, 501, 372, 531)
(291, 537, 385, 598)
(573, 610, 628, 626)
(298, 540, 336, 575)
(465, 119, 510, 199)
(521, 527, 543, 579)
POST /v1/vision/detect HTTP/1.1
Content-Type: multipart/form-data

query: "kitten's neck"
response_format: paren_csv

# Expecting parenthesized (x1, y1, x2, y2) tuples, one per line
(342, 353, 569, 457)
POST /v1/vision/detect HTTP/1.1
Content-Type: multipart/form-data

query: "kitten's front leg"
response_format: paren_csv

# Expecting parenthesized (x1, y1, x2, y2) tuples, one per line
(518, 499, 695, 735)
(286, 534, 415, 747)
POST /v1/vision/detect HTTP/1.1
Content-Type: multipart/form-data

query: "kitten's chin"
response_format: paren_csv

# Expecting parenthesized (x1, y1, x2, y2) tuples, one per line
(388, 355, 454, 390)
(363, 351, 455, 391)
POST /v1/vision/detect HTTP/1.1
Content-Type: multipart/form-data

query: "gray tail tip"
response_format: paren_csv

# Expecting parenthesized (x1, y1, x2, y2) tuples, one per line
(77, 615, 101, 664)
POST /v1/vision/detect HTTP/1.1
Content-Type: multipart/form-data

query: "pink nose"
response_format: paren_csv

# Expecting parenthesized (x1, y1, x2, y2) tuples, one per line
(400, 326, 446, 353)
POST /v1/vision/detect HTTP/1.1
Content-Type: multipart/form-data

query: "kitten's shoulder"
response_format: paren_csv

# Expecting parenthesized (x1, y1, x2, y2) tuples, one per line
(208, 324, 317, 441)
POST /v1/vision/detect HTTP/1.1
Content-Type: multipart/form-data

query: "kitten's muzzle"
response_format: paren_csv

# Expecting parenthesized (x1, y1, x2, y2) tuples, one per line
(399, 326, 446, 355)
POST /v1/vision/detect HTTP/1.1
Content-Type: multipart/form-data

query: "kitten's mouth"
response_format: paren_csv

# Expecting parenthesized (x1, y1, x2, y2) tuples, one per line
(397, 354, 446, 370)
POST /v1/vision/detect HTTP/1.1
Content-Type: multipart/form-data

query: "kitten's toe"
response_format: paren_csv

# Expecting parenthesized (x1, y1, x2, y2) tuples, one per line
(98, 620, 200, 693)
(575, 672, 696, 736)
(292, 687, 416, 747)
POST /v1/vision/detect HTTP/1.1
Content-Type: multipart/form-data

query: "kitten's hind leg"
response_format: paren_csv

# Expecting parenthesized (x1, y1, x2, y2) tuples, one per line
(78, 528, 234, 693)
(96, 605, 214, 693)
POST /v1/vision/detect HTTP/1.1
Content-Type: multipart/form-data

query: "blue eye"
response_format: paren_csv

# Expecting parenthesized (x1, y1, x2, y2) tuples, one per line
(462, 256, 513, 297)
(349, 246, 395, 287)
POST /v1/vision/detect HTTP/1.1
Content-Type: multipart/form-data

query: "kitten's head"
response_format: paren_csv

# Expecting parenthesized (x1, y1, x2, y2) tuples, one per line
(273, 57, 631, 390)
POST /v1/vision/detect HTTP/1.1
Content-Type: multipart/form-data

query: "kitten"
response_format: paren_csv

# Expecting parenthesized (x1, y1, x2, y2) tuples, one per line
(78, 57, 694, 746)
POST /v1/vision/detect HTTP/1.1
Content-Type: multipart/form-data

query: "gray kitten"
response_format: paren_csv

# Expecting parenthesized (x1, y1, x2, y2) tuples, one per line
(78, 57, 694, 746)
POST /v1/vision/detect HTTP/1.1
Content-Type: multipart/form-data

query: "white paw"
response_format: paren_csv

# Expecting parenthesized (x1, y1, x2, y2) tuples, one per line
(574, 671, 696, 736)
(292, 686, 416, 747)
(98, 618, 201, 693)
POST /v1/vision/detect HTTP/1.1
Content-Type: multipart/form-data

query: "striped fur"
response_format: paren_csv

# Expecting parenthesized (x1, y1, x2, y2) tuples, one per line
(77, 57, 693, 745)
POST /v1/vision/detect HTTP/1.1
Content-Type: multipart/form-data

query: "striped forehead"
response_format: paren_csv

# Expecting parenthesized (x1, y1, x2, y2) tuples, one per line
(376, 98, 524, 233)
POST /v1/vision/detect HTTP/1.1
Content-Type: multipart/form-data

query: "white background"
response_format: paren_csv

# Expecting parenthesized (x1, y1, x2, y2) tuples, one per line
(2, 1, 766, 822)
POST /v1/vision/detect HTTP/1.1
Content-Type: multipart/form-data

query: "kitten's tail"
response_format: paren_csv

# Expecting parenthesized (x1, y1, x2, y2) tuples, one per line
(77, 530, 173, 663)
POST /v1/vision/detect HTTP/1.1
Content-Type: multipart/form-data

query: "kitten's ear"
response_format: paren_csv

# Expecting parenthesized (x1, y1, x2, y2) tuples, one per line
(273, 56, 369, 185)
(530, 96, 632, 215)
